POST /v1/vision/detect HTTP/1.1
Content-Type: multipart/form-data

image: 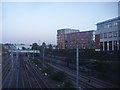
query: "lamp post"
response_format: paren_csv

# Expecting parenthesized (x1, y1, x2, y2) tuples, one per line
(11, 45, 13, 68)
(76, 45, 79, 88)
(43, 46, 44, 67)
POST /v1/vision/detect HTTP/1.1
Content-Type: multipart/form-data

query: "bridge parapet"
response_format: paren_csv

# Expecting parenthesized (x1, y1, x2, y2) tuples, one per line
(8, 50, 40, 54)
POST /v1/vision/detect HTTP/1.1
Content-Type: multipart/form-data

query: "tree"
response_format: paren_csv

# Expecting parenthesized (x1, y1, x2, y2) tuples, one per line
(22, 47, 26, 50)
(48, 44, 53, 50)
(42, 42, 46, 49)
(2, 44, 8, 52)
(31, 43, 39, 50)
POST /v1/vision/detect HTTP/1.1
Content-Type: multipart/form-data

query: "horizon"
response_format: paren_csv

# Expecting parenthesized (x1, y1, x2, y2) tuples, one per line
(1, 2, 118, 44)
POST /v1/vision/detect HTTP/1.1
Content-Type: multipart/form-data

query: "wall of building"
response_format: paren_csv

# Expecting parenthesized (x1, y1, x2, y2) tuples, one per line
(57, 29, 95, 49)
(65, 31, 95, 49)
(57, 28, 79, 49)
(96, 17, 120, 51)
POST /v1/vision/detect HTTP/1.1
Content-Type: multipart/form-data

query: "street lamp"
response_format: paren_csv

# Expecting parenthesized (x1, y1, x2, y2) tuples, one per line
(43, 46, 44, 67)
(76, 45, 79, 88)
(10, 45, 13, 68)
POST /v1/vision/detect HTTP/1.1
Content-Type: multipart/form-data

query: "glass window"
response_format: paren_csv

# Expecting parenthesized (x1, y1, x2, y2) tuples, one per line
(113, 31, 118, 37)
(118, 30, 120, 37)
(118, 20, 120, 26)
(108, 32, 112, 38)
(114, 41, 118, 50)
(104, 41, 107, 51)
(109, 41, 112, 51)
(104, 24, 110, 28)
(114, 21, 118, 27)
(119, 40, 120, 50)
(100, 33, 103, 39)
(100, 42, 103, 51)
(97, 24, 104, 30)
(104, 33, 107, 38)
(108, 23, 112, 28)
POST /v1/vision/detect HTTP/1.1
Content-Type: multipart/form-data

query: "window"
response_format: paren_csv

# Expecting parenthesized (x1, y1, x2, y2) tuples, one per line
(104, 24, 108, 28)
(108, 32, 112, 38)
(114, 22, 118, 27)
(109, 41, 112, 51)
(100, 42, 103, 51)
(118, 20, 120, 26)
(113, 31, 118, 37)
(119, 40, 120, 50)
(118, 30, 120, 37)
(108, 23, 112, 28)
(104, 41, 107, 51)
(100, 33, 103, 39)
(104, 33, 107, 38)
(114, 41, 118, 50)
(97, 24, 104, 30)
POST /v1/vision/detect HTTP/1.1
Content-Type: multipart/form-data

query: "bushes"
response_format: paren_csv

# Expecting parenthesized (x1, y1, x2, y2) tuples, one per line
(50, 71, 66, 82)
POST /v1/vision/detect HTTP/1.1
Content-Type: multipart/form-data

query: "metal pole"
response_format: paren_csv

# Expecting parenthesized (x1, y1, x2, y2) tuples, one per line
(43, 47, 44, 67)
(33, 50, 34, 59)
(76, 46, 79, 88)
(11, 46, 13, 68)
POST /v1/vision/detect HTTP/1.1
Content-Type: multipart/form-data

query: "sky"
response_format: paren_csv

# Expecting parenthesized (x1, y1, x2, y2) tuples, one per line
(1, 2, 118, 45)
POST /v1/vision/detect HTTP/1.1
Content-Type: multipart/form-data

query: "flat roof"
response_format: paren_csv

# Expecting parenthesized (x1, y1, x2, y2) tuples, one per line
(96, 16, 120, 25)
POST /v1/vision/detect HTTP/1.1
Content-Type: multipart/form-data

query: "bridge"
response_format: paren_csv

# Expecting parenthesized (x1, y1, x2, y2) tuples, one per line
(8, 50, 40, 54)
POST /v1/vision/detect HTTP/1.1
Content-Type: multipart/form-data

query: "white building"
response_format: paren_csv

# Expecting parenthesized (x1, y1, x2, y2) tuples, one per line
(15, 44, 32, 50)
(95, 17, 120, 51)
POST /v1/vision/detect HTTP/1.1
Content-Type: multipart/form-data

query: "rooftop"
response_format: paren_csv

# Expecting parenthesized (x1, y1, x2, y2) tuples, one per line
(96, 16, 120, 25)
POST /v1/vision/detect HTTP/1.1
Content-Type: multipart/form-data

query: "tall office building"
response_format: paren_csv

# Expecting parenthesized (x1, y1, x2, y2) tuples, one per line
(95, 17, 120, 51)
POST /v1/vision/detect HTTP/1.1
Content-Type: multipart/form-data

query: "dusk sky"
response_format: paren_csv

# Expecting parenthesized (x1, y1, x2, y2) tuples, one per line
(1, 2, 118, 45)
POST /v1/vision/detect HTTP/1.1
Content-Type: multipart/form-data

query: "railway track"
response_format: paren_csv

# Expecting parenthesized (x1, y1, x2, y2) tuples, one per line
(2, 56, 18, 88)
(33, 58, 95, 88)
(21, 58, 32, 88)
(28, 60, 51, 88)
(46, 62, 115, 88)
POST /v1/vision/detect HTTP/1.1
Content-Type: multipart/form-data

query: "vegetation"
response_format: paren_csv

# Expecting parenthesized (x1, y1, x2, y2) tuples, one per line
(30, 55, 73, 88)
(50, 71, 66, 82)
(30, 43, 120, 86)
(2, 45, 8, 53)
(31, 43, 40, 50)
(64, 80, 73, 88)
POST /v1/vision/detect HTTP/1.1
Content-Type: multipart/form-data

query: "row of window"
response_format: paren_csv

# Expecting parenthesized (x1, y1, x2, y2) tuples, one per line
(100, 40, 120, 51)
(100, 31, 119, 39)
(98, 21, 119, 30)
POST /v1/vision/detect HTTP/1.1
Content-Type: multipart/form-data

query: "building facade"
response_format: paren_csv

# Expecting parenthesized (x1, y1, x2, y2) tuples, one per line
(65, 30, 95, 49)
(15, 44, 32, 50)
(57, 28, 79, 49)
(57, 28, 95, 49)
(95, 17, 120, 51)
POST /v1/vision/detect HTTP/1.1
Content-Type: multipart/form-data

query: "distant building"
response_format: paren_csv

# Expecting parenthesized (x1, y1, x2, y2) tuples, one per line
(95, 17, 120, 51)
(15, 44, 32, 50)
(57, 28, 95, 49)
(65, 30, 95, 49)
(4, 44, 16, 50)
(57, 28, 79, 49)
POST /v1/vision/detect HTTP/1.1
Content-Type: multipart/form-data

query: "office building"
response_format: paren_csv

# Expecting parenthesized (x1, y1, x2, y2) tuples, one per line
(57, 28, 95, 49)
(57, 28, 79, 49)
(65, 30, 95, 49)
(95, 17, 120, 51)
